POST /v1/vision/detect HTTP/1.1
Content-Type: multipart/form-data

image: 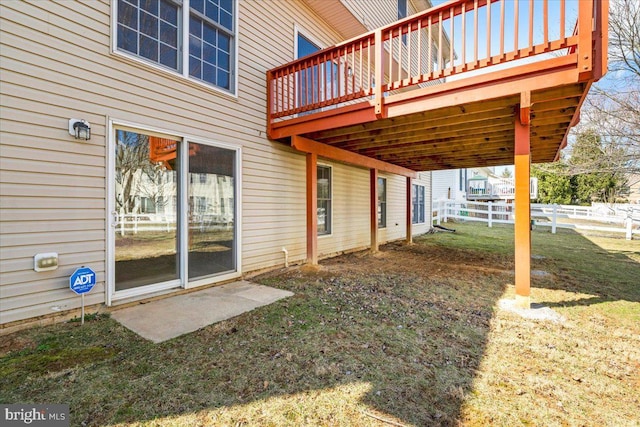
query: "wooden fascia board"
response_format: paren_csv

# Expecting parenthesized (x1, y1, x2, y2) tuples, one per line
(384, 56, 580, 117)
(553, 81, 592, 161)
(292, 135, 418, 178)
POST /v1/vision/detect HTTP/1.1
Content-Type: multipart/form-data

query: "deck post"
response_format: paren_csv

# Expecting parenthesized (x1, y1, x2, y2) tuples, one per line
(370, 168, 379, 252)
(306, 152, 318, 265)
(514, 112, 531, 309)
(406, 177, 413, 244)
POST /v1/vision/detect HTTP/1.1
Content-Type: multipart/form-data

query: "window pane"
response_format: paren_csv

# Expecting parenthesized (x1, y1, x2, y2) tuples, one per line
(203, 41, 217, 65)
(140, 12, 158, 38)
(203, 63, 216, 85)
(378, 178, 386, 227)
(160, 21, 177, 47)
(160, 0, 178, 22)
(118, 25, 138, 53)
(317, 166, 331, 235)
(114, 131, 179, 291)
(188, 143, 236, 280)
(140, 0, 158, 15)
(220, 0, 233, 13)
(140, 34, 158, 61)
(220, 10, 233, 31)
(118, 0, 138, 28)
(191, 0, 205, 14)
(217, 70, 230, 89)
(160, 44, 178, 69)
(190, 35, 202, 59)
(189, 55, 202, 78)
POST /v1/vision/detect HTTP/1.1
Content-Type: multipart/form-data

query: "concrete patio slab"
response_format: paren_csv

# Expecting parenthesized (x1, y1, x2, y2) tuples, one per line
(111, 281, 293, 343)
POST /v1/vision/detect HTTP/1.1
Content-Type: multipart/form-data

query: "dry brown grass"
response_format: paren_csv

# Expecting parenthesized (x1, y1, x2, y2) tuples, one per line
(1, 222, 638, 426)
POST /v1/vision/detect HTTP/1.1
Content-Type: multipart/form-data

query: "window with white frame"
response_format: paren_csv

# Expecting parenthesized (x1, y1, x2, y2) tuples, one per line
(317, 165, 332, 235)
(378, 177, 387, 228)
(116, 0, 235, 92)
(412, 184, 425, 224)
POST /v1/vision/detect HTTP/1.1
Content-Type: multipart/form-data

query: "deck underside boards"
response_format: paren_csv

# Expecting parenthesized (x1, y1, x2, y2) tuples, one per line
(291, 83, 586, 171)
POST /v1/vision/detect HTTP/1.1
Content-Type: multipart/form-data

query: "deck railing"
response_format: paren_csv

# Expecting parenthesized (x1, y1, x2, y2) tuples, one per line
(467, 177, 538, 200)
(268, 0, 604, 125)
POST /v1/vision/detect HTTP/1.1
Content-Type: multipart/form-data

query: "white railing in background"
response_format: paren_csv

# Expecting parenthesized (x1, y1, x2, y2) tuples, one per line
(466, 177, 538, 200)
(432, 200, 640, 240)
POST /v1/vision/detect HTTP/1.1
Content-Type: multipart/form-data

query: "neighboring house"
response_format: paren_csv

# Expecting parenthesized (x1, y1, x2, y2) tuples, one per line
(431, 168, 468, 202)
(624, 174, 640, 204)
(0, 0, 436, 326)
(433, 167, 538, 204)
(431, 167, 493, 202)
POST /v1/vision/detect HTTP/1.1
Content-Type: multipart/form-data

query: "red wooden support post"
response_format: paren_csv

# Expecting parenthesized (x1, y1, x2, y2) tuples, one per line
(370, 169, 379, 252)
(306, 152, 318, 265)
(514, 109, 531, 309)
(406, 176, 413, 244)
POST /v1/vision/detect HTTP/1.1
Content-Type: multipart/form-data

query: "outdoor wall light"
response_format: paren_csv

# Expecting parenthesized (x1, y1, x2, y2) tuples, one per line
(69, 118, 91, 140)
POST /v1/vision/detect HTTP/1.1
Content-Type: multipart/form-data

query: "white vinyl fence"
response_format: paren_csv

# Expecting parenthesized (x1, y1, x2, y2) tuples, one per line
(432, 200, 640, 240)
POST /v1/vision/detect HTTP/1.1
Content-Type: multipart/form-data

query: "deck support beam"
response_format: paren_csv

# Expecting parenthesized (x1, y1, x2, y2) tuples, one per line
(370, 169, 379, 252)
(514, 109, 531, 309)
(406, 177, 413, 244)
(306, 152, 318, 265)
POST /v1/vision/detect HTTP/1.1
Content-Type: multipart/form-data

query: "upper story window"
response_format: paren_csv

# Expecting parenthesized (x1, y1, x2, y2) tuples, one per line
(115, 0, 236, 93)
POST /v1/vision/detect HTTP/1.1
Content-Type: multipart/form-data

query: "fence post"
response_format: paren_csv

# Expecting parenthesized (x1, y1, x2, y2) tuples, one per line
(443, 200, 449, 223)
(488, 201, 493, 228)
(437, 200, 442, 225)
(552, 204, 557, 234)
(627, 210, 633, 240)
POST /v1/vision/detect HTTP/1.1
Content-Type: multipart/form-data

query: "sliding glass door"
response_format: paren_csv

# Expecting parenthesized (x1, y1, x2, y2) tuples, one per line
(110, 125, 238, 300)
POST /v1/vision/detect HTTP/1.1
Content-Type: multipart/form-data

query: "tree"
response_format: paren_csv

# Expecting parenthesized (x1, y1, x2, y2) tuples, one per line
(532, 163, 573, 204)
(582, 0, 640, 175)
(568, 129, 628, 204)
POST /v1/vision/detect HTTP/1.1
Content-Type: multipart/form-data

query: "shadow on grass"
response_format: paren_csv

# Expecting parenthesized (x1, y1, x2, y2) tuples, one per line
(1, 240, 508, 426)
(1, 223, 637, 426)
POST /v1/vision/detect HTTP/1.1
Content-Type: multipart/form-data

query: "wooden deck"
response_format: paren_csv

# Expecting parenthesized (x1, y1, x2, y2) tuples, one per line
(266, 0, 608, 307)
(267, 0, 607, 171)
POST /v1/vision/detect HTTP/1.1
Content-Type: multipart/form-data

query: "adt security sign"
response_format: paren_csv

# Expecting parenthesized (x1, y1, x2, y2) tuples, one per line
(70, 267, 96, 295)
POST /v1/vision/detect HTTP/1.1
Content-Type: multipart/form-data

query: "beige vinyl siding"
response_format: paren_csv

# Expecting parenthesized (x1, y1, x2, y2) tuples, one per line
(0, 0, 351, 324)
(317, 162, 370, 258)
(0, 0, 432, 325)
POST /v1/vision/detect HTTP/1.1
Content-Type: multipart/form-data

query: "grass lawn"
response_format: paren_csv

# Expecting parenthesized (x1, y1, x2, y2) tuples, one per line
(1, 222, 638, 426)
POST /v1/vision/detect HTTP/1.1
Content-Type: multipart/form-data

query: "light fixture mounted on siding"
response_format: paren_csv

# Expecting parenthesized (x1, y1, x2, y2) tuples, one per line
(69, 118, 91, 140)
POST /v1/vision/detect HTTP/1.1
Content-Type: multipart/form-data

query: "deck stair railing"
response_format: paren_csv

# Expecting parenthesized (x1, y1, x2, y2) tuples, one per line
(268, 0, 604, 125)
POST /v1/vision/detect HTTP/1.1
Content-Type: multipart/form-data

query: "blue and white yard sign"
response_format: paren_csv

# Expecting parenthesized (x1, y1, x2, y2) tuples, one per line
(69, 267, 96, 295)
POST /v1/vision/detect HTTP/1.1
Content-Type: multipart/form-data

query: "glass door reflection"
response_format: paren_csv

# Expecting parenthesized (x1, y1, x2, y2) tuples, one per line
(188, 143, 236, 280)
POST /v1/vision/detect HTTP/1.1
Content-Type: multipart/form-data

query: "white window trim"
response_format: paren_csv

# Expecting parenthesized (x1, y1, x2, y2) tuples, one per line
(110, 0, 239, 97)
(105, 117, 242, 306)
(317, 163, 333, 238)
